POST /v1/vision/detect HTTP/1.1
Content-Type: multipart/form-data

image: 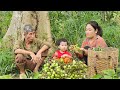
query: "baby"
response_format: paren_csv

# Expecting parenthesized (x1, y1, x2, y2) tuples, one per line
(52, 38, 72, 60)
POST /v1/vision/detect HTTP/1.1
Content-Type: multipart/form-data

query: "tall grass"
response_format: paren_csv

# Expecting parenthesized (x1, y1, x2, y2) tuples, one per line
(0, 46, 16, 75)
(0, 11, 120, 76)
(0, 11, 12, 39)
(49, 11, 120, 61)
(49, 11, 102, 46)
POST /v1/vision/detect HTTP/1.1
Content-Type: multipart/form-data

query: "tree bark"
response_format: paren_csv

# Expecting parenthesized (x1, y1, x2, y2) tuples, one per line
(2, 11, 53, 51)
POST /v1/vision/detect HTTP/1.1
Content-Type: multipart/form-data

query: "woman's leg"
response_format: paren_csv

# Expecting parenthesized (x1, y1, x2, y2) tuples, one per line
(83, 46, 91, 65)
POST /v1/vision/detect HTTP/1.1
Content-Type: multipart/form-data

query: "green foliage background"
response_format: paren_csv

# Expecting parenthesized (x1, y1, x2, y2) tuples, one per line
(0, 11, 120, 78)
(0, 11, 12, 39)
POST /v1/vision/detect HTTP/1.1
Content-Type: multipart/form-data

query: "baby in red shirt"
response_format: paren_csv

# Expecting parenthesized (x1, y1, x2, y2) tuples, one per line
(52, 38, 72, 59)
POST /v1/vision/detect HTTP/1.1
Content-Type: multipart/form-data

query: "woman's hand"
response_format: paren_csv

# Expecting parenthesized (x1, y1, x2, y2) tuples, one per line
(80, 48, 88, 55)
(74, 48, 84, 54)
(80, 48, 85, 51)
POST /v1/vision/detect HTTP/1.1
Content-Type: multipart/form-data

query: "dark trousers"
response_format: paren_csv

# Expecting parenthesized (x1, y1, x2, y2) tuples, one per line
(83, 46, 91, 65)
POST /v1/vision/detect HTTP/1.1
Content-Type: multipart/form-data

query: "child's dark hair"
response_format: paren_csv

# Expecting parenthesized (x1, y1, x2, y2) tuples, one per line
(55, 38, 68, 46)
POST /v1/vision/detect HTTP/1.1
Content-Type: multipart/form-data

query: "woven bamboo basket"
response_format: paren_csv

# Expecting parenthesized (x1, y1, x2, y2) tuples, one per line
(87, 47, 119, 78)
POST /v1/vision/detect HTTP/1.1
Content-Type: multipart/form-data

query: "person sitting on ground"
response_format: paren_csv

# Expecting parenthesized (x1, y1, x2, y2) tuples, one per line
(13, 24, 51, 79)
(52, 38, 72, 63)
(74, 21, 107, 65)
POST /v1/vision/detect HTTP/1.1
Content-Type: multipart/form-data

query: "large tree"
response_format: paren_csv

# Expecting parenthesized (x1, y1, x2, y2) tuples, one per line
(2, 11, 53, 53)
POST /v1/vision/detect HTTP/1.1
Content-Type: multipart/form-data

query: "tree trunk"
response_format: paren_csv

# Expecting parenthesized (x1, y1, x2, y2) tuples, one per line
(2, 11, 53, 52)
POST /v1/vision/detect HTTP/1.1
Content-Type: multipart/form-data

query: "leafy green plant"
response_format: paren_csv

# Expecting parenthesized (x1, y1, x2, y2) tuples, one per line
(0, 74, 13, 79)
(49, 11, 120, 61)
(91, 68, 120, 79)
(1, 11, 120, 79)
(31, 59, 88, 79)
(0, 11, 12, 38)
(0, 46, 16, 75)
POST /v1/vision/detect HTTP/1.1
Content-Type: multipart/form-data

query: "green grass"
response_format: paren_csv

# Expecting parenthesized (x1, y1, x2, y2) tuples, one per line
(0, 47, 17, 75)
(49, 11, 120, 60)
(0, 11, 12, 39)
(0, 11, 120, 78)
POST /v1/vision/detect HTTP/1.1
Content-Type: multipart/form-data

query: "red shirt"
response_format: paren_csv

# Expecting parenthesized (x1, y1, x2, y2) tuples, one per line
(53, 50, 72, 59)
(81, 35, 107, 48)
(75, 35, 107, 59)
